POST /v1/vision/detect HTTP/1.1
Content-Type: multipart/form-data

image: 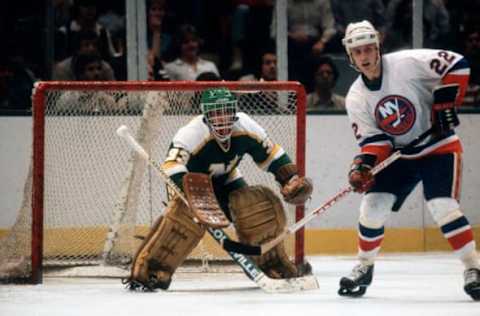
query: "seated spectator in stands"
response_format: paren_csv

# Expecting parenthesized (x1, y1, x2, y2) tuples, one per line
(53, 30, 115, 80)
(306, 56, 345, 112)
(0, 42, 37, 111)
(73, 53, 104, 81)
(196, 71, 221, 81)
(330, 0, 386, 52)
(463, 29, 480, 107)
(239, 49, 277, 81)
(56, 0, 116, 62)
(384, 0, 450, 52)
(56, 54, 118, 113)
(164, 24, 220, 81)
(147, 0, 172, 81)
(272, 0, 336, 90)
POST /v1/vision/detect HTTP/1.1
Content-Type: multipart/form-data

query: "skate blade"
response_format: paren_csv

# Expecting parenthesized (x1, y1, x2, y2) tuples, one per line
(338, 285, 367, 297)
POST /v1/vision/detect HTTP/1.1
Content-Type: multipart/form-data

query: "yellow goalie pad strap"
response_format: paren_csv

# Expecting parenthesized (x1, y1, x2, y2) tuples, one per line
(131, 197, 206, 283)
(228, 185, 298, 278)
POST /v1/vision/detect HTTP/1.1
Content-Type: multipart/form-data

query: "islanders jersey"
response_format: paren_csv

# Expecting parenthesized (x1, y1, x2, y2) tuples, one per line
(346, 49, 470, 161)
(162, 112, 292, 193)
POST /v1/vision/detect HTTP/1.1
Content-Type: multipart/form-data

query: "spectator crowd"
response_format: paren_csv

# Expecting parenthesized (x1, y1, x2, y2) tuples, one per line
(1, 0, 480, 111)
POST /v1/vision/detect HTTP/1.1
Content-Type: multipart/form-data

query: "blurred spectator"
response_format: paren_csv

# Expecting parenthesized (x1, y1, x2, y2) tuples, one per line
(53, 30, 115, 81)
(147, 0, 172, 81)
(239, 48, 277, 81)
(0, 44, 37, 111)
(306, 56, 345, 112)
(463, 29, 480, 107)
(384, 0, 450, 51)
(164, 24, 220, 81)
(196, 71, 221, 81)
(72, 53, 104, 81)
(272, 0, 336, 90)
(56, 0, 116, 62)
(330, 0, 386, 51)
(97, 0, 125, 35)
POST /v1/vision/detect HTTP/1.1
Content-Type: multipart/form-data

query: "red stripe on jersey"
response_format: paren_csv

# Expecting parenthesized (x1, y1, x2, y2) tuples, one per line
(359, 236, 384, 252)
(446, 228, 474, 250)
(442, 73, 470, 106)
(361, 144, 392, 163)
(429, 139, 463, 155)
(453, 152, 462, 200)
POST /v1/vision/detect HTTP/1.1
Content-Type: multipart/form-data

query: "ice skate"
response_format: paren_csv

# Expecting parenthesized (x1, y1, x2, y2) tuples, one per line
(338, 264, 374, 297)
(464, 268, 480, 301)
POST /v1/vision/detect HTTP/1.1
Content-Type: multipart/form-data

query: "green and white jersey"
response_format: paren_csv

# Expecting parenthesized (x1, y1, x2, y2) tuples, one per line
(162, 112, 292, 191)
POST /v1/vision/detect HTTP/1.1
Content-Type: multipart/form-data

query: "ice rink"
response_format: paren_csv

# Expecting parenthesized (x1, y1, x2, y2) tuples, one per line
(0, 253, 477, 316)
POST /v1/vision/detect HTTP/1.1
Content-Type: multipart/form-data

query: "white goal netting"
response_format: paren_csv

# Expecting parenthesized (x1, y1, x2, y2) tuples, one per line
(0, 81, 306, 282)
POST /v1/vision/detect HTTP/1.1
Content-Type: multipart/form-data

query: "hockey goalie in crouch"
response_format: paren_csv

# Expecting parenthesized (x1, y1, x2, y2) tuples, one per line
(123, 87, 313, 291)
(338, 20, 480, 300)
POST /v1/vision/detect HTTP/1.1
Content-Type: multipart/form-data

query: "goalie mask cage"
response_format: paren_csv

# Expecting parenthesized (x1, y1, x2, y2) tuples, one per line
(0, 81, 306, 284)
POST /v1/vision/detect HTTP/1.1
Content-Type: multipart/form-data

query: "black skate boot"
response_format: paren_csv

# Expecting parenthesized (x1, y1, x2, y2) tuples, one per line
(464, 268, 480, 301)
(338, 264, 374, 297)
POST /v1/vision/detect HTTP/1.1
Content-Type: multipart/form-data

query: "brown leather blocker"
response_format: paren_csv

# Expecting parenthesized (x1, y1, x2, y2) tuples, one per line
(183, 172, 230, 228)
(130, 197, 206, 287)
(229, 185, 300, 279)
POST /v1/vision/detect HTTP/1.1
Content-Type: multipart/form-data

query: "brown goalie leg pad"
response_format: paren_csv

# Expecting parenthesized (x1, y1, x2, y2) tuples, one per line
(229, 185, 301, 279)
(129, 197, 205, 289)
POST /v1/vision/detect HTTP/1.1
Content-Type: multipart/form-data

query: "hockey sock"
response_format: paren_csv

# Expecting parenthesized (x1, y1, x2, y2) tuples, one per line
(440, 215, 479, 268)
(358, 223, 384, 265)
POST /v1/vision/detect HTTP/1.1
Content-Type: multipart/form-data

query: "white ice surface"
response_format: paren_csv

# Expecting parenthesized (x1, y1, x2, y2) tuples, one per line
(0, 253, 478, 316)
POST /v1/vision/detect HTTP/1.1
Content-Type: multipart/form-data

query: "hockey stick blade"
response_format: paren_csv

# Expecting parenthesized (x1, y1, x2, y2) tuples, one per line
(223, 128, 434, 256)
(117, 125, 319, 293)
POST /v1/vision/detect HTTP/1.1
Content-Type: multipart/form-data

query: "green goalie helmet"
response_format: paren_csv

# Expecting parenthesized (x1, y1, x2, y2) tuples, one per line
(200, 87, 238, 142)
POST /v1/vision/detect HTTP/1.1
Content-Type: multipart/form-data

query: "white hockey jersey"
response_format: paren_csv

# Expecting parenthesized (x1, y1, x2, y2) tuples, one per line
(346, 49, 470, 160)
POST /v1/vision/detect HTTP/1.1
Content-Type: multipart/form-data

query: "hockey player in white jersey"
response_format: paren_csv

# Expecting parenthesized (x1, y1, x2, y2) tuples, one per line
(338, 20, 480, 300)
(123, 87, 313, 291)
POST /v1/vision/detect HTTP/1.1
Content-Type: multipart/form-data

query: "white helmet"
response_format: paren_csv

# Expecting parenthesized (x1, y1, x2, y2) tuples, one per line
(342, 20, 380, 71)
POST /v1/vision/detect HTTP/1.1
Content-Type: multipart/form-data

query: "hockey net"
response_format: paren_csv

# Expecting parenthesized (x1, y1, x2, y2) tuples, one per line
(0, 81, 306, 283)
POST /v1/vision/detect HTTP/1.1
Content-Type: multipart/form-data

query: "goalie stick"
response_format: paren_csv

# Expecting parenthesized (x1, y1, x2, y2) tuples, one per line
(223, 127, 435, 256)
(116, 125, 319, 293)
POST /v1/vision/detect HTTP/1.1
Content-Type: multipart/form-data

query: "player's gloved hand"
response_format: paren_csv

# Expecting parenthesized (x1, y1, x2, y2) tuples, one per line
(432, 84, 460, 135)
(348, 154, 376, 193)
(281, 175, 313, 205)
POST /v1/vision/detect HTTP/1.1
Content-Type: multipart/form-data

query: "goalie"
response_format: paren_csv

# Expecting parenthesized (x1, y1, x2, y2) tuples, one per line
(124, 87, 313, 291)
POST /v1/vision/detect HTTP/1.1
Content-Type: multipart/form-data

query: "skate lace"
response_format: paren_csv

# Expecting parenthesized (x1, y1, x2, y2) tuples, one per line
(464, 268, 480, 284)
(349, 264, 371, 280)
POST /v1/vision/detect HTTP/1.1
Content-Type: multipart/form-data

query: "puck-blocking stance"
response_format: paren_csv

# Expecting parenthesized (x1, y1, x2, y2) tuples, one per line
(338, 20, 480, 300)
(123, 87, 313, 291)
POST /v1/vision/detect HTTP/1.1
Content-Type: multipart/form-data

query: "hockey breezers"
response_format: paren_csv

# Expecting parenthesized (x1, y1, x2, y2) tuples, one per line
(223, 128, 434, 256)
(116, 125, 319, 293)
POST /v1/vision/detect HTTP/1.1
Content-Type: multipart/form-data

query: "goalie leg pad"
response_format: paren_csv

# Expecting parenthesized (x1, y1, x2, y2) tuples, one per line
(229, 185, 303, 279)
(127, 198, 205, 291)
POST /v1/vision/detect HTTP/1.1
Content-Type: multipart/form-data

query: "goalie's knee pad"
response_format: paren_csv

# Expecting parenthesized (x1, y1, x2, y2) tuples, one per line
(229, 185, 302, 279)
(128, 197, 205, 290)
(359, 193, 394, 228)
(427, 197, 462, 226)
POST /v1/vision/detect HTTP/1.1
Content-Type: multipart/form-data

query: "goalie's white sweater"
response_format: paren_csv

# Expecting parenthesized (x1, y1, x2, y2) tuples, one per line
(346, 49, 470, 161)
(161, 112, 292, 192)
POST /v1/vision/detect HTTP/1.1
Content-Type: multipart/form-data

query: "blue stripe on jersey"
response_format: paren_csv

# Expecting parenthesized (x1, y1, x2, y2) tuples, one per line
(359, 223, 384, 238)
(440, 216, 469, 234)
(359, 134, 394, 148)
(447, 57, 469, 73)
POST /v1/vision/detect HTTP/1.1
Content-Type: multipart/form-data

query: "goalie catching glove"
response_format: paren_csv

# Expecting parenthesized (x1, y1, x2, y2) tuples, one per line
(432, 84, 460, 135)
(348, 154, 376, 193)
(275, 164, 313, 205)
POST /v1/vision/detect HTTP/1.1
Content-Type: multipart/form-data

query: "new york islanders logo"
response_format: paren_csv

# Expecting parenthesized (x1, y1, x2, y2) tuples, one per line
(374, 95, 416, 135)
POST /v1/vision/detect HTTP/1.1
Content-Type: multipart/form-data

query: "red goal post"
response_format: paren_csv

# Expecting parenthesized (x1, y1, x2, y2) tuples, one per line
(0, 81, 306, 284)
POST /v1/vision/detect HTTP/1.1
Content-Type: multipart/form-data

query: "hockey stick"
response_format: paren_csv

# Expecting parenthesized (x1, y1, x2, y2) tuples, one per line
(223, 127, 435, 256)
(116, 125, 319, 293)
